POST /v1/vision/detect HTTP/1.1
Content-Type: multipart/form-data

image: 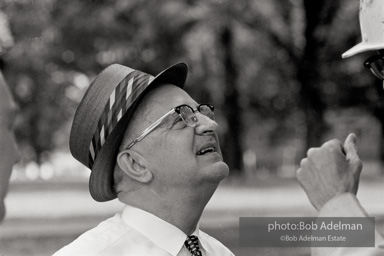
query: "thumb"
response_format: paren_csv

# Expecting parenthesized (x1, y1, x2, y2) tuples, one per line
(343, 133, 358, 162)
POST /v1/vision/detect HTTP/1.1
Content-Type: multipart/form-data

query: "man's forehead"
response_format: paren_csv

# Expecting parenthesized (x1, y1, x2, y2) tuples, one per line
(145, 84, 196, 112)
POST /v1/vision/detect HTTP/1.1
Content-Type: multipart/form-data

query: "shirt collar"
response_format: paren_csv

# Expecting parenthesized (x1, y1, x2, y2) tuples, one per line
(121, 204, 204, 256)
(189, 226, 212, 254)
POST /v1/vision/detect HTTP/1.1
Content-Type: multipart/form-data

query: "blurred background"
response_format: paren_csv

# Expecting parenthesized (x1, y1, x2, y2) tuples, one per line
(0, 0, 384, 255)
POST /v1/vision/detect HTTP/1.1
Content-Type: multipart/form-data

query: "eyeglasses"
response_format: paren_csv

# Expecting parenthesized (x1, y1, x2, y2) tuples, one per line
(126, 104, 215, 149)
(364, 51, 384, 80)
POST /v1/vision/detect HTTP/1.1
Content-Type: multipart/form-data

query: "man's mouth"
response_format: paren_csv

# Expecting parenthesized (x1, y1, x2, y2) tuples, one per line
(196, 146, 216, 155)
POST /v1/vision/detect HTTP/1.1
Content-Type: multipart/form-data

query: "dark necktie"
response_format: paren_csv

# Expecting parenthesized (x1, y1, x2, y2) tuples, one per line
(184, 235, 202, 256)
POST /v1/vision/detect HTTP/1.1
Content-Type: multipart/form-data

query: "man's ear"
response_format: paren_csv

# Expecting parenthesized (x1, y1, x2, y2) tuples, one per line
(117, 150, 153, 183)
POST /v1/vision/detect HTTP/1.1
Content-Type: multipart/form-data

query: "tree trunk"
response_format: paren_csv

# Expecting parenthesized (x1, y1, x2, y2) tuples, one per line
(372, 95, 384, 172)
(297, 0, 332, 151)
(219, 24, 243, 174)
(297, 59, 326, 150)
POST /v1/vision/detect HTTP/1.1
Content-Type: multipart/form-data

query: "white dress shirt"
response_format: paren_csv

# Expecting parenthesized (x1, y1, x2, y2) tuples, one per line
(53, 204, 235, 256)
(313, 193, 384, 256)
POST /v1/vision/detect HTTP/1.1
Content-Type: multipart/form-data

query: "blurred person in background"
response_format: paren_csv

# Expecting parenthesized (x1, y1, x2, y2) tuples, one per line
(0, 71, 19, 222)
(0, 10, 18, 223)
(54, 63, 234, 255)
(297, 0, 384, 255)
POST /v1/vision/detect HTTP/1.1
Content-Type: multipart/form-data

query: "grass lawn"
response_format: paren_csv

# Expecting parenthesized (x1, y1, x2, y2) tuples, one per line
(1, 175, 383, 256)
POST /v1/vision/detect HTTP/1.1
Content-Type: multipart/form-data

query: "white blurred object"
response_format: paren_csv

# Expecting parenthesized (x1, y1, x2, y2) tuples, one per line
(0, 11, 14, 53)
(25, 162, 40, 180)
(40, 162, 54, 180)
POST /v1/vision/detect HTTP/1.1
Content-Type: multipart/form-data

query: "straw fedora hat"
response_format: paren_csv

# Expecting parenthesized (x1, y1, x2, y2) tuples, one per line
(69, 63, 188, 202)
(342, 0, 384, 58)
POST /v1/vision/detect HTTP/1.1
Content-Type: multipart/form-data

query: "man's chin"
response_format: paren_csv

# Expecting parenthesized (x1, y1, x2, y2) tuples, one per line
(202, 161, 230, 183)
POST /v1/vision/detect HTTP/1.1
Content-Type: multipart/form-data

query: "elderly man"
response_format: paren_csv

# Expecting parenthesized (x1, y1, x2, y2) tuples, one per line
(54, 63, 234, 255)
(297, 0, 384, 255)
(0, 71, 19, 222)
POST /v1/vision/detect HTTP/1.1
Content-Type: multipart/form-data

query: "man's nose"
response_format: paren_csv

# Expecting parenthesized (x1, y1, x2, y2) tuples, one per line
(194, 113, 218, 135)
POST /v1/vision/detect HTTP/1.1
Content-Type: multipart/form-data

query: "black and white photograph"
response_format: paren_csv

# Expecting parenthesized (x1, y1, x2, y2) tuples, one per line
(0, 0, 384, 255)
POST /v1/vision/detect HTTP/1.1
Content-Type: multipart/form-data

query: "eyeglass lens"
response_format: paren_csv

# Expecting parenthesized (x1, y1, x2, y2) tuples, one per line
(198, 105, 215, 120)
(370, 58, 384, 80)
(179, 106, 197, 126)
(178, 105, 214, 126)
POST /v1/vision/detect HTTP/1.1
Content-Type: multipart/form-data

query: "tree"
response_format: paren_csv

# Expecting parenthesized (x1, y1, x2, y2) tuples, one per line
(235, 0, 350, 151)
(3, 0, 378, 173)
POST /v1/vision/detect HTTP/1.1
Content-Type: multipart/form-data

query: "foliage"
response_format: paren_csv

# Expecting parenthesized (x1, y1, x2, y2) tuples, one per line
(1, 0, 380, 170)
